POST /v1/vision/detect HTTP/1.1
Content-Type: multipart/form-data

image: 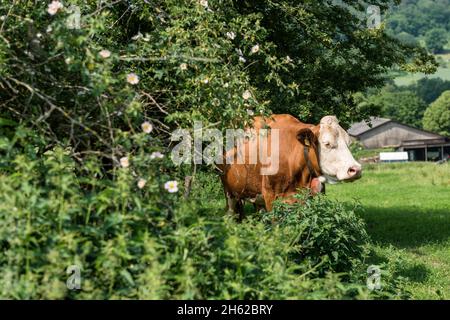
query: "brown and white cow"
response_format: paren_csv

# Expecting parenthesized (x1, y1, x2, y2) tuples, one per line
(219, 114, 361, 218)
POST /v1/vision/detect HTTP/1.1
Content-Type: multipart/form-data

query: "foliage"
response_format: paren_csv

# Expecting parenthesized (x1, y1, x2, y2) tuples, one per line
(359, 89, 427, 128)
(423, 90, 450, 136)
(265, 193, 370, 274)
(0, 149, 378, 299)
(387, 0, 450, 43)
(409, 78, 450, 104)
(350, 142, 394, 160)
(0, 0, 436, 140)
(424, 28, 449, 53)
(236, 0, 436, 126)
(356, 77, 450, 131)
(395, 32, 419, 46)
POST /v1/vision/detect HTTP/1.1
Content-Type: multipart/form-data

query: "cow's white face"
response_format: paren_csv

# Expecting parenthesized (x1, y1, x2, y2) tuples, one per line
(316, 116, 362, 182)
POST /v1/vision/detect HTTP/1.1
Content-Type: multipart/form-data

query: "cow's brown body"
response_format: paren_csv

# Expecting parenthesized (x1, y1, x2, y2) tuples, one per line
(219, 114, 322, 217)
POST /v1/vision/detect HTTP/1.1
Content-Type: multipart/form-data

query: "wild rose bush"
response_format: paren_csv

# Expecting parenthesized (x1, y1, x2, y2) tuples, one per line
(0, 0, 429, 298)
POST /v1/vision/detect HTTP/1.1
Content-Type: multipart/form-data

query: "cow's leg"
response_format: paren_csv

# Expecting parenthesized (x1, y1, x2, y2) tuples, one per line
(253, 194, 266, 212)
(225, 191, 237, 213)
(281, 193, 299, 205)
(248, 194, 265, 213)
(220, 174, 237, 213)
(235, 199, 245, 222)
(261, 177, 277, 211)
(224, 191, 245, 221)
(262, 189, 276, 212)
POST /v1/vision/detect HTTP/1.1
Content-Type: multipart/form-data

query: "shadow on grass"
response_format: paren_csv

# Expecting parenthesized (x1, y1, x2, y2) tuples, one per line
(399, 264, 430, 283)
(360, 206, 450, 248)
(368, 250, 431, 284)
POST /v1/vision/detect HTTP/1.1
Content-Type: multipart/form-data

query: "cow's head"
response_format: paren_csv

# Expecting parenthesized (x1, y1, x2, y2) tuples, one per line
(311, 116, 362, 183)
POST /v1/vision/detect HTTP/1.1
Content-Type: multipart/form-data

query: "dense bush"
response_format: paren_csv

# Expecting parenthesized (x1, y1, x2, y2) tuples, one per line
(0, 151, 372, 299)
(265, 193, 370, 274)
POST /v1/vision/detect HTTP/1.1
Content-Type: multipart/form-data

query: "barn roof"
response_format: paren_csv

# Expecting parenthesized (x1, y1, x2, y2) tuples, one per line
(347, 117, 392, 136)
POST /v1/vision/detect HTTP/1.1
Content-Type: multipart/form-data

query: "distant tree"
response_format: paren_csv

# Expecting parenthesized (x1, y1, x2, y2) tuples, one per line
(387, 0, 450, 39)
(423, 90, 450, 136)
(424, 28, 448, 53)
(353, 92, 382, 117)
(396, 32, 419, 46)
(366, 90, 427, 128)
(410, 78, 450, 104)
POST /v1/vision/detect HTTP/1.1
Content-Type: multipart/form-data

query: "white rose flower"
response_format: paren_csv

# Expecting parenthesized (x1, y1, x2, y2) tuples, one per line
(164, 180, 178, 193)
(141, 121, 153, 134)
(99, 49, 111, 59)
(251, 44, 260, 54)
(180, 63, 188, 71)
(120, 157, 130, 168)
(150, 151, 164, 159)
(242, 90, 252, 100)
(131, 32, 143, 41)
(226, 31, 236, 40)
(137, 179, 146, 189)
(126, 73, 139, 85)
(47, 1, 63, 15)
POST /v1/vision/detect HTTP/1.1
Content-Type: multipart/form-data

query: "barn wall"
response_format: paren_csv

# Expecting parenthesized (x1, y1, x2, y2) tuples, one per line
(358, 122, 441, 149)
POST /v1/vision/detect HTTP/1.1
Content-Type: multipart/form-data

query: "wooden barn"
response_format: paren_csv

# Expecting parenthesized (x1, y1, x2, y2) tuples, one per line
(348, 117, 450, 161)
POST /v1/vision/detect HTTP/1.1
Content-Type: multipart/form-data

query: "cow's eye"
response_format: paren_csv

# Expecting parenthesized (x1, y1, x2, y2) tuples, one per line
(324, 142, 332, 149)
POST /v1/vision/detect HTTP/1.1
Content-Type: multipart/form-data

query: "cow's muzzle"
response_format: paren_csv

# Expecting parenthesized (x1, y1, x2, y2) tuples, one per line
(346, 166, 362, 181)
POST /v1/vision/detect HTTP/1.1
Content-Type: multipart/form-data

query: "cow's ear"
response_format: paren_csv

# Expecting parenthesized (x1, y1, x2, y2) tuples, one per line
(297, 128, 316, 147)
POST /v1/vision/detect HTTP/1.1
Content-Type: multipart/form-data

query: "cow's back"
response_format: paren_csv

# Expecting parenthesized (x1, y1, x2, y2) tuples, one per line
(221, 114, 310, 199)
(253, 114, 308, 130)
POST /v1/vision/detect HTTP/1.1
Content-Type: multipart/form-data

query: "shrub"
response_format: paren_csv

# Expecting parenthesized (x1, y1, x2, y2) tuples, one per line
(0, 151, 373, 299)
(264, 192, 370, 275)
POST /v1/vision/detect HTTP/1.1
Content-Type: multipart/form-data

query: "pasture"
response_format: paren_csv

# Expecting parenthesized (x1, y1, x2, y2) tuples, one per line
(328, 162, 450, 299)
(393, 67, 450, 86)
(190, 162, 450, 299)
(391, 52, 450, 86)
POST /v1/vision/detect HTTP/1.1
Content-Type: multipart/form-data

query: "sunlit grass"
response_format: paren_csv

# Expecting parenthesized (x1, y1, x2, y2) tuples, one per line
(328, 162, 450, 299)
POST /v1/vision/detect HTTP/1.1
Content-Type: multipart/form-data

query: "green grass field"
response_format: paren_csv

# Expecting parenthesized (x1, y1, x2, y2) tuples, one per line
(195, 162, 450, 299)
(328, 162, 450, 299)
(392, 51, 450, 86)
(393, 67, 450, 86)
